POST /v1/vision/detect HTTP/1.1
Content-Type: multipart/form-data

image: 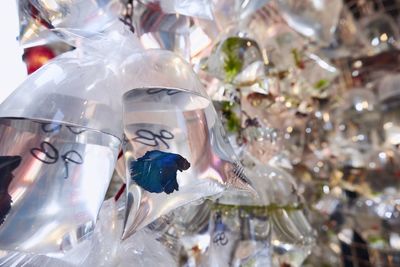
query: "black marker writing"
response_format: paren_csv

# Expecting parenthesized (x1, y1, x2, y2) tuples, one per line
(30, 142, 83, 179)
(41, 123, 86, 135)
(66, 125, 86, 135)
(61, 150, 83, 179)
(146, 88, 181, 96)
(213, 211, 228, 246)
(132, 129, 174, 149)
(213, 232, 228, 246)
(30, 141, 58, 164)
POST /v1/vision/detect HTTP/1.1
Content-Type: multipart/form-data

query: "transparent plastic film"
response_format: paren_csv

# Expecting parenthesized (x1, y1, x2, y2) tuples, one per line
(137, 0, 214, 20)
(18, 0, 123, 48)
(120, 49, 254, 239)
(0, 21, 137, 253)
(276, 0, 343, 46)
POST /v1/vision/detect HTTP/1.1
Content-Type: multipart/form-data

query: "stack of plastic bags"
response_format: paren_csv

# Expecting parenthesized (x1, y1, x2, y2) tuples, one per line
(12, 0, 400, 266)
(0, 1, 260, 266)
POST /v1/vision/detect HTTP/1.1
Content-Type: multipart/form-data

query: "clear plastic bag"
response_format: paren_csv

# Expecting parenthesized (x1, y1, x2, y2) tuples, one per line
(0, 22, 136, 254)
(330, 88, 381, 169)
(250, 163, 315, 267)
(211, 0, 269, 30)
(18, 0, 122, 47)
(138, 0, 214, 20)
(0, 251, 75, 267)
(134, 1, 192, 58)
(67, 197, 176, 267)
(0, 197, 176, 267)
(206, 34, 265, 85)
(206, 152, 315, 267)
(379, 74, 400, 147)
(120, 49, 255, 238)
(276, 0, 343, 46)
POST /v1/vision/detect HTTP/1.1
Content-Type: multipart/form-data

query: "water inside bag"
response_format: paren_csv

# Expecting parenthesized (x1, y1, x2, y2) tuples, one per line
(0, 117, 120, 253)
(122, 87, 252, 236)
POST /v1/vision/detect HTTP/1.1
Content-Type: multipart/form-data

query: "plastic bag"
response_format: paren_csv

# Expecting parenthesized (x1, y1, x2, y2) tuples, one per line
(66, 197, 176, 266)
(120, 49, 255, 238)
(138, 0, 214, 20)
(0, 196, 176, 267)
(330, 88, 380, 168)
(0, 199, 196, 266)
(206, 35, 265, 85)
(379, 74, 400, 147)
(134, 1, 192, 59)
(134, 0, 215, 59)
(18, 0, 122, 47)
(211, 0, 270, 29)
(249, 162, 315, 267)
(276, 0, 343, 46)
(210, 154, 315, 267)
(0, 251, 75, 267)
(0, 22, 137, 254)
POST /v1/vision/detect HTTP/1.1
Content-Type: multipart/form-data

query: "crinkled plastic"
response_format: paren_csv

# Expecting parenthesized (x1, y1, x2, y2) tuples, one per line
(134, 1, 192, 59)
(217, 160, 301, 207)
(0, 200, 120, 267)
(116, 229, 177, 267)
(18, 0, 59, 47)
(76, 198, 176, 266)
(250, 163, 314, 267)
(76, 198, 123, 266)
(134, 0, 215, 59)
(0, 250, 75, 267)
(0, 22, 139, 254)
(138, 0, 214, 20)
(253, 157, 316, 263)
(120, 49, 255, 239)
(18, 0, 122, 47)
(211, 0, 270, 29)
(0, 197, 177, 267)
(208, 203, 272, 267)
(1, 21, 142, 136)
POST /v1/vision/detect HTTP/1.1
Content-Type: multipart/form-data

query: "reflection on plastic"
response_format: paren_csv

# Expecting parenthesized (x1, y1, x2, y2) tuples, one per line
(122, 87, 254, 239)
(0, 118, 119, 253)
(276, 0, 343, 46)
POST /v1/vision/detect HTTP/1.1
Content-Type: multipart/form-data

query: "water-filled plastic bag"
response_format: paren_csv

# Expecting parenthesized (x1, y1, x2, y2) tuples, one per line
(120, 49, 254, 238)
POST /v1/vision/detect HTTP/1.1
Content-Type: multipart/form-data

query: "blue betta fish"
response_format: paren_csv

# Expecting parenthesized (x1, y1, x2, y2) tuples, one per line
(0, 156, 22, 225)
(130, 150, 190, 194)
